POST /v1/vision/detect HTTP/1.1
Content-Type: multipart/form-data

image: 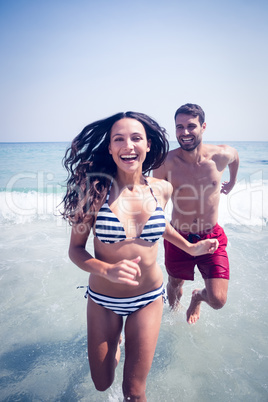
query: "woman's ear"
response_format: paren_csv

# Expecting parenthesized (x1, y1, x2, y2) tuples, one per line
(147, 139, 151, 152)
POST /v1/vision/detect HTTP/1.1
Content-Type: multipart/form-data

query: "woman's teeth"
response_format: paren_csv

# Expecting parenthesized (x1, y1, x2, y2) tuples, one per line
(121, 154, 137, 160)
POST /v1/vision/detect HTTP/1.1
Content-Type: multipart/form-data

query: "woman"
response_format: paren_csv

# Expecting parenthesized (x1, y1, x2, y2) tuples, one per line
(62, 111, 218, 401)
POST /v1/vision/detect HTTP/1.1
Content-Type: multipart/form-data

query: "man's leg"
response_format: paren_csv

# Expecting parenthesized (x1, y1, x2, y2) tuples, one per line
(186, 278, 229, 324)
(167, 275, 185, 310)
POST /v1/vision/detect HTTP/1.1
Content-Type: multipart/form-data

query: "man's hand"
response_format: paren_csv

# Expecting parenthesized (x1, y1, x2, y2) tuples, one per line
(221, 181, 235, 195)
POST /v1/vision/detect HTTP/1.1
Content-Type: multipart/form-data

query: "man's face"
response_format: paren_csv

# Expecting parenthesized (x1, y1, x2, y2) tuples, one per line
(175, 114, 206, 151)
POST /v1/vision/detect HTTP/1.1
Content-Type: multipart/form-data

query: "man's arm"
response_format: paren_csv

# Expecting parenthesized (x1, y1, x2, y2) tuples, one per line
(220, 146, 239, 195)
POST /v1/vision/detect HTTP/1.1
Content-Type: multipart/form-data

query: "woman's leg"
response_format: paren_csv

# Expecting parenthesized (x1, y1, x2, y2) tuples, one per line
(122, 296, 163, 401)
(87, 298, 123, 391)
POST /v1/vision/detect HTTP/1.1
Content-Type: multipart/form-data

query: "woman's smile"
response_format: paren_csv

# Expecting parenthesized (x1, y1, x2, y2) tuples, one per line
(109, 118, 151, 171)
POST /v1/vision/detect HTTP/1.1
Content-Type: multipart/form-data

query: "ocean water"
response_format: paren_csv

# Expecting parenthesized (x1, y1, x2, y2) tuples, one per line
(0, 141, 268, 401)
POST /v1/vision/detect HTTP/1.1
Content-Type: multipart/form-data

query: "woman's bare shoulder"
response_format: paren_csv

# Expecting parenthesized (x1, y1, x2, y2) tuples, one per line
(147, 175, 172, 188)
(146, 176, 173, 204)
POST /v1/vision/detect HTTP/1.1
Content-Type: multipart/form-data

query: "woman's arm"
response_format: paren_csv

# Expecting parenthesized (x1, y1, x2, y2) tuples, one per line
(163, 221, 219, 256)
(69, 223, 141, 285)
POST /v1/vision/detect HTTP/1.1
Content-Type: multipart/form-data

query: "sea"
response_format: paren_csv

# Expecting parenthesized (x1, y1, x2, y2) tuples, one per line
(0, 141, 268, 402)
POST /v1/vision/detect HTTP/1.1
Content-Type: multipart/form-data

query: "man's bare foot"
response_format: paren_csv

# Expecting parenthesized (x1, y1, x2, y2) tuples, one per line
(186, 289, 202, 324)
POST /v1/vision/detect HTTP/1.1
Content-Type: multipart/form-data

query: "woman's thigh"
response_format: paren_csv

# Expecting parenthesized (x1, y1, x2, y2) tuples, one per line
(123, 296, 163, 395)
(87, 298, 123, 390)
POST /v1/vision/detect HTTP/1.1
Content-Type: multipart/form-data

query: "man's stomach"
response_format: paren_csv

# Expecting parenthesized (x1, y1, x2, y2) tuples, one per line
(171, 211, 219, 234)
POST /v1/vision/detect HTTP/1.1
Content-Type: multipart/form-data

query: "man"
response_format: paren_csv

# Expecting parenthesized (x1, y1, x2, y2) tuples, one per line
(154, 103, 239, 324)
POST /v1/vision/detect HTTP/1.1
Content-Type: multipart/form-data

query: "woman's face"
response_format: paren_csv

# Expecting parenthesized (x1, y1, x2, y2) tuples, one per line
(108, 118, 151, 173)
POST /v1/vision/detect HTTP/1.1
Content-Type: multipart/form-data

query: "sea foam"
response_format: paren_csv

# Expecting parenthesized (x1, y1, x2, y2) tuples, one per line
(1, 179, 267, 228)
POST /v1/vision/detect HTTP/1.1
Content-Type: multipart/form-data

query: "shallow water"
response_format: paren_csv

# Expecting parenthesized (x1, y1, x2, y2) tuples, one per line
(0, 223, 267, 401)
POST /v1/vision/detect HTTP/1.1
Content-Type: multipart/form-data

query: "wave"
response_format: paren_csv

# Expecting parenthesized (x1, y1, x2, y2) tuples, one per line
(165, 180, 268, 230)
(0, 191, 65, 225)
(247, 159, 268, 165)
(218, 180, 268, 228)
(0, 180, 267, 227)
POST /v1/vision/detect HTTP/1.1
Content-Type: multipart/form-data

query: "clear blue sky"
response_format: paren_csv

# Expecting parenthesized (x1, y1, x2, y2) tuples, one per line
(0, 0, 267, 142)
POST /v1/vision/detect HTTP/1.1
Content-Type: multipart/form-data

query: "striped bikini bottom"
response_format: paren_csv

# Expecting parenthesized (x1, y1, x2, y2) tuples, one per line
(85, 283, 165, 316)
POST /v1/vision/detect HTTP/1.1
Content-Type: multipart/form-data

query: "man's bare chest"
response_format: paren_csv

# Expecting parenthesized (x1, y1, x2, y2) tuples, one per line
(169, 161, 222, 195)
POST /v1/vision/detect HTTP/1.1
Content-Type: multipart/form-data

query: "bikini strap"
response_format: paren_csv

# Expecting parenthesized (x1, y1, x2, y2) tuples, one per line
(107, 177, 157, 204)
(144, 177, 158, 203)
(105, 179, 113, 202)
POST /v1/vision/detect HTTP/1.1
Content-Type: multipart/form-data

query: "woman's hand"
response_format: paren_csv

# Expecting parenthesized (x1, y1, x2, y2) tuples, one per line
(105, 256, 142, 286)
(190, 239, 219, 256)
(163, 222, 219, 256)
(69, 224, 141, 285)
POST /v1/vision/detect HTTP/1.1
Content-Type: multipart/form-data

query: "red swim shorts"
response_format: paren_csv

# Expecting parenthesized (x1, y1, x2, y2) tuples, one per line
(164, 223, 229, 281)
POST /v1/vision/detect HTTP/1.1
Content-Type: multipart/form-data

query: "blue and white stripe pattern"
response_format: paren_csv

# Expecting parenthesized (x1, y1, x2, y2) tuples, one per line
(85, 284, 165, 316)
(95, 179, 166, 244)
(95, 204, 127, 243)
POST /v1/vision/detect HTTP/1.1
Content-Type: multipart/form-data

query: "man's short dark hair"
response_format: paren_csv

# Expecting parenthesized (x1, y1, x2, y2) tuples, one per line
(174, 103, 205, 125)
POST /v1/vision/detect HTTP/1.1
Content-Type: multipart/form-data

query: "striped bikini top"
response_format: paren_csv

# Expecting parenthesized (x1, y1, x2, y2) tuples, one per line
(94, 178, 166, 244)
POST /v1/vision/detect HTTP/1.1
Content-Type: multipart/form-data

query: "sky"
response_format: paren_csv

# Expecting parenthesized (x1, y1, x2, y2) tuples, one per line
(0, 0, 268, 143)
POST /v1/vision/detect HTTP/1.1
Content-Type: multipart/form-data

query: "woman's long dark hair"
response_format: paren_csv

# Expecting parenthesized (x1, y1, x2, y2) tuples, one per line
(61, 111, 169, 224)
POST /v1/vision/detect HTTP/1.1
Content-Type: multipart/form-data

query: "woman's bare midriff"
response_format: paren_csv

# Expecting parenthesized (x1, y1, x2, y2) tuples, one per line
(89, 237, 163, 297)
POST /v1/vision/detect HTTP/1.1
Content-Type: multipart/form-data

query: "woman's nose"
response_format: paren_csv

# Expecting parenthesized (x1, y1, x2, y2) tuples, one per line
(124, 138, 134, 149)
